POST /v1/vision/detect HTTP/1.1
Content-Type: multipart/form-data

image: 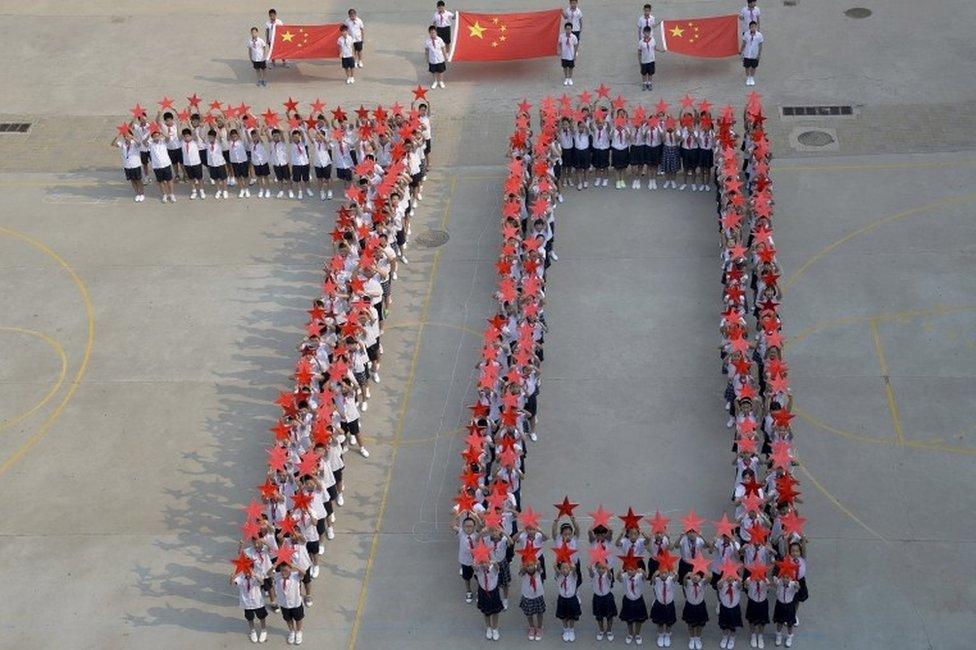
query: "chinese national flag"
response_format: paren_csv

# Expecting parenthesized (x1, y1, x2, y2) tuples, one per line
(270, 24, 342, 60)
(450, 9, 562, 62)
(660, 14, 739, 58)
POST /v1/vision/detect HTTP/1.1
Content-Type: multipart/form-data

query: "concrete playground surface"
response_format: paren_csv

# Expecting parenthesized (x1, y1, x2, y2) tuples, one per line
(1, 1, 974, 649)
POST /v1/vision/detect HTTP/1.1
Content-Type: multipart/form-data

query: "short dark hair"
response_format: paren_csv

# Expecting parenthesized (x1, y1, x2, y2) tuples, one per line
(207, 129, 217, 137)
(749, 20, 758, 26)
(268, 8, 276, 15)
(251, 26, 259, 32)
(437, 0, 445, 6)
(428, 24, 437, 32)
(340, 24, 349, 31)
(564, 22, 573, 28)
(644, 3, 652, 9)
(163, 111, 173, 120)
(181, 128, 192, 136)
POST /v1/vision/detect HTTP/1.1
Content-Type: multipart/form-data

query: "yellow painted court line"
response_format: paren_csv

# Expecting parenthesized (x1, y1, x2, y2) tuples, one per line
(346, 176, 458, 650)
(869, 319, 906, 445)
(786, 304, 976, 349)
(0, 227, 95, 479)
(797, 462, 890, 545)
(776, 160, 976, 173)
(0, 327, 68, 432)
(782, 191, 976, 291)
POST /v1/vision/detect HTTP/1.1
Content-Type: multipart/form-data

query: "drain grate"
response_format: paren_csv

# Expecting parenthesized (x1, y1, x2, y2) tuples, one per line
(844, 7, 872, 18)
(782, 106, 852, 117)
(0, 122, 31, 133)
(797, 130, 835, 147)
(414, 229, 450, 248)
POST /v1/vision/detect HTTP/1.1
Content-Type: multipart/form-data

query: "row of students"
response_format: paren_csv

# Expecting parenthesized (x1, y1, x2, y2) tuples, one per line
(230, 102, 431, 644)
(551, 101, 716, 191)
(112, 98, 432, 203)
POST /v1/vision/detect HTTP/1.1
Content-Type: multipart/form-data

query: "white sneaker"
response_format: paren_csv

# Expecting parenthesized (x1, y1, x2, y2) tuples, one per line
(557, 193, 564, 203)
(438, 81, 446, 88)
(627, 635, 634, 645)
(597, 632, 605, 641)
(728, 637, 736, 649)
(563, 629, 570, 641)
(346, 78, 352, 84)
(258, 629, 267, 643)
(326, 525, 334, 539)
(250, 629, 259, 643)
(784, 636, 792, 648)
(209, 178, 215, 185)
(372, 372, 380, 383)
(696, 639, 703, 650)
(688, 640, 695, 649)
(239, 188, 245, 198)
(288, 190, 294, 198)
(287, 630, 295, 644)
(222, 190, 229, 199)
(550, 251, 559, 261)
(161, 195, 169, 203)
(568, 79, 574, 85)
(228, 177, 237, 187)
(632, 179, 641, 189)
(277, 190, 284, 198)
(360, 447, 370, 458)
(350, 77, 355, 84)
(465, 591, 473, 603)
(327, 190, 333, 199)
(492, 628, 499, 641)
(774, 634, 782, 647)
(488, 627, 494, 640)
(570, 630, 576, 641)
(502, 598, 508, 610)
(336, 493, 344, 506)
(198, 190, 206, 199)
(665, 634, 672, 647)
(299, 190, 305, 199)
(651, 179, 657, 190)
(636, 635, 643, 645)
(607, 632, 615, 641)
(529, 432, 538, 442)
(583, 181, 588, 188)
(244, 188, 251, 197)
(679, 183, 687, 190)
(722, 637, 729, 649)
(320, 190, 326, 200)
(361, 401, 368, 412)
(310, 565, 319, 578)
(757, 635, 764, 649)
(190, 189, 198, 200)
(603, 178, 609, 187)
(563, 79, 569, 86)
(750, 634, 757, 648)
(294, 631, 303, 645)
(657, 634, 664, 647)
(692, 184, 700, 192)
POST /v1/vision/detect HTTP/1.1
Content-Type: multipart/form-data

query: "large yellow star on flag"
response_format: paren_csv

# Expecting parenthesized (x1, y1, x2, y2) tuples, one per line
(281, 30, 294, 42)
(468, 21, 487, 39)
(669, 25, 684, 38)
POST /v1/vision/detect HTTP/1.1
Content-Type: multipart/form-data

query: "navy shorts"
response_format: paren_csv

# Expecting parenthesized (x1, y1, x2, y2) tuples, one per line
(167, 148, 183, 165)
(232, 161, 249, 178)
(561, 58, 575, 69)
(291, 164, 310, 182)
(253, 162, 270, 177)
(153, 166, 174, 182)
(743, 57, 759, 69)
(341, 56, 355, 69)
(124, 167, 142, 181)
(641, 62, 656, 76)
(273, 164, 290, 181)
(184, 163, 203, 180)
(281, 605, 305, 622)
(337, 167, 353, 182)
(314, 165, 332, 179)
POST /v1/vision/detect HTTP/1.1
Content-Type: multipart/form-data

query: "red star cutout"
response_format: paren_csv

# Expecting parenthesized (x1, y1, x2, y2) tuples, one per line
(129, 103, 146, 118)
(267, 446, 288, 472)
(231, 552, 255, 575)
(554, 496, 579, 518)
(746, 559, 769, 580)
(618, 547, 642, 572)
(747, 522, 770, 545)
(780, 510, 807, 536)
(720, 557, 742, 579)
(589, 504, 613, 530)
(714, 513, 735, 539)
(519, 542, 539, 565)
(275, 543, 297, 566)
(647, 511, 669, 535)
(680, 94, 695, 108)
(595, 84, 611, 99)
(655, 548, 678, 573)
(775, 556, 798, 580)
(682, 510, 704, 533)
(291, 490, 313, 511)
(282, 97, 299, 112)
(690, 553, 711, 576)
(589, 544, 610, 566)
(258, 479, 279, 500)
(472, 541, 492, 564)
(553, 541, 575, 565)
(186, 94, 202, 108)
(519, 506, 541, 530)
(618, 507, 643, 531)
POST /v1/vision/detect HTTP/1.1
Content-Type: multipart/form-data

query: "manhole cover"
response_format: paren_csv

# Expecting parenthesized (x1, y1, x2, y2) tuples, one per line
(844, 7, 872, 18)
(797, 130, 835, 147)
(414, 229, 450, 248)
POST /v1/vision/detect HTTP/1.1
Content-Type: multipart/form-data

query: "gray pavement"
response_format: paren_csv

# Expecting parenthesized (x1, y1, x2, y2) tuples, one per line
(1, 1, 975, 649)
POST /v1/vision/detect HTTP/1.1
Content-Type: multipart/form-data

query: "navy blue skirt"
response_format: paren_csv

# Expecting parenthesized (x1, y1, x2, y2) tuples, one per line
(746, 598, 769, 626)
(772, 599, 796, 625)
(478, 586, 504, 616)
(719, 603, 743, 630)
(556, 594, 582, 621)
(651, 600, 677, 626)
(682, 601, 709, 627)
(592, 592, 618, 619)
(620, 595, 648, 623)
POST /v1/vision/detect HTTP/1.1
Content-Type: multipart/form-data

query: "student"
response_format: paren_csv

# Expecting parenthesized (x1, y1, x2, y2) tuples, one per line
(475, 555, 504, 641)
(206, 129, 230, 199)
(590, 115, 611, 187)
(130, 113, 153, 180)
(112, 130, 145, 202)
(332, 135, 355, 192)
(345, 9, 366, 68)
(247, 127, 272, 198)
(739, 0, 761, 30)
(425, 25, 448, 89)
(787, 543, 808, 627)
(483, 522, 514, 608)
(558, 22, 579, 86)
(339, 378, 369, 457)
(638, 26, 658, 91)
(228, 129, 251, 197)
(310, 130, 333, 200)
(682, 571, 709, 650)
(455, 515, 480, 602)
(265, 9, 287, 67)
(180, 128, 205, 199)
(590, 560, 617, 641)
(146, 128, 176, 202)
(417, 101, 433, 168)
(718, 575, 744, 649)
(288, 129, 311, 199)
(637, 3, 656, 38)
(660, 118, 681, 189)
(557, 117, 576, 190)
(269, 128, 290, 197)
(520, 559, 547, 641)
(555, 559, 582, 642)
(562, 0, 582, 41)
(338, 25, 357, 84)
(190, 113, 209, 185)
(159, 111, 184, 182)
(772, 574, 798, 647)
(697, 117, 715, 192)
(618, 561, 648, 645)
(650, 568, 677, 648)
(678, 116, 699, 190)
(231, 567, 268, 643)
(745, 571, 770, 648)
(572, 119, 591, 190)
(248, 27, 269, 86)
(274, 563, 305, 645)
(610, 116, 632, 189)
(740, 22, 763, 86)
(432, 1, 455, 45)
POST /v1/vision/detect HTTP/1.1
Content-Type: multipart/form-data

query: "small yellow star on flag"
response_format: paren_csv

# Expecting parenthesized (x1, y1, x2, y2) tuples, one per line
(669, 26, 684, 37)
(469, 21, 487, 38)
(281, 31, 294, 42)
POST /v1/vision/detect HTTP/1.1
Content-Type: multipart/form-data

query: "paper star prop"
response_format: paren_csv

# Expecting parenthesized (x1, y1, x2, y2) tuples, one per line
(519, 542, 539, 565)
(186, 93, 202, 108)
(689, 553, 711, 576)
(775, 556, 798, 580)
(654, 99, 669, 115)
(698, 99, 712, 114)
(741, 475, 763, 497)
(720, 557, 742, 580)
(554, 496, 579, 518)
(207, 99, 222, 111)
(129, 103, 146, 118)
(267, 446, 288, 472)
(589, 544, 610, 566)
(746, 522, 770, 545)
(595, 84, 611, 99)
(244, 499, 264, 521)
(519, 506, 541, 530)
(589, 505, 613, 530)
(306, 98, 326, 115)
(742, 491, 764, 514)
(646, 511, 668, 535)
(771, 441, 793, 470)
(611, 94, 627, 111)
(258, 479, 279, 500)
(231, 552, 255, 575)
(618, 507, 643, 531)
(655, 548, 678, 573)
(577, 89, 593, 105)
(618, 547, 642, 572)
(454, 491, 477, 514)
(775, 474, 801, 504)
(484, 511, 503, 529)
(116, 122, 131, 136)
(261, 109, 279, 127)
(278, 515, 298, 536)
(291, 490, 313, 512)
(780, 510, 807, 536)
(553, 541, 575, 565)
(280, 97, 298, 112)
(331, 106, 348, 122)
(275, 543, 297, 566)
(682, 510, 704, 533)
(771, 408, 795, 428)
(241, 518, 261, 540)
(680, 94, 695, 109)
(714, 513, 735, 539)
(746, 559, 769, 580)
(157, 96, 175, 110)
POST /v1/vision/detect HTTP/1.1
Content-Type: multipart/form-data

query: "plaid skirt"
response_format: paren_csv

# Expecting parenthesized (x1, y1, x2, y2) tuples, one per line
(520, 595, 547, 616)
(661, 145, 681, 174)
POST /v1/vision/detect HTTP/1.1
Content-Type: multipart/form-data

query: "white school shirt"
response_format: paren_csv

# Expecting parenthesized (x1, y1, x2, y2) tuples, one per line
(266, 18, 282, 43)
(181, 139, 202, 166)
(622, 571, 645, 600)
(228, 139, 248, 164)
(719, 579, 742, 608)
(248, 36, 268, 62)
(679, 535, 706, 562)
(746, 578, 768, 602)
(132, 122, 151, 152)
(332, 140, 354, 169)
(118, 140, 142, 169)
(340, 393, 359, 422)
(557, 33, 578, 60)
(556, 572, 578, 598)
(742, 31, 764, 59)
(740, 5, 761, 27)
(698, 128, 714, 151)
(680, 127, 700, 150)
(483, 535, 508, 563)
(562, 6, 583, 31)
(521, 572, 545, 599)
(683, 579, 707, 605)
(234, 574, 265, 610)
(274, 571, 304, 609)
(270, 141, 288, 166)
(775, 578, 798, 604)
(162, 123, 180, 149)
(711, 537, 740, 573)
(649, 124, 664, 147)
(148, 140, 172, 169)
(591, 123, 611, 149)
(573, 129, 590, 149)
(312, 140, 332, 167)
(250, 140, 269, 166)
(476, 563, 500, 591)
(289, 140, 309, 166)
(425, 35, 446, 64)
(338, 34, 355, 58)
(637, 13, 656, 38)
(618, 537, 646, 557)
(611, 125, 631, 150)
(245, 546, 274, 580)
(648, 535, 670, 559)
(653, 574, 676, 604)
(206, 141, 226, 166)
(515, 531, 545, 559)
(408, 149, 424, 175)
(345, 17, 364, 41)
(193, 124, 208, 153)
(457, 530, 477, 565)
(591, 569, 613, 596)
(558, 128, 575, 149)
(432, 9, 455, 28)
(638, 36, 656, 63)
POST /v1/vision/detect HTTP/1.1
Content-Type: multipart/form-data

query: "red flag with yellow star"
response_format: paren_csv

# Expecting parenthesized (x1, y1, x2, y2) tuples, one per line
(659, 14, 739, 58)
(450, 9, 562, 62)
(269, 24, 342, 60)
